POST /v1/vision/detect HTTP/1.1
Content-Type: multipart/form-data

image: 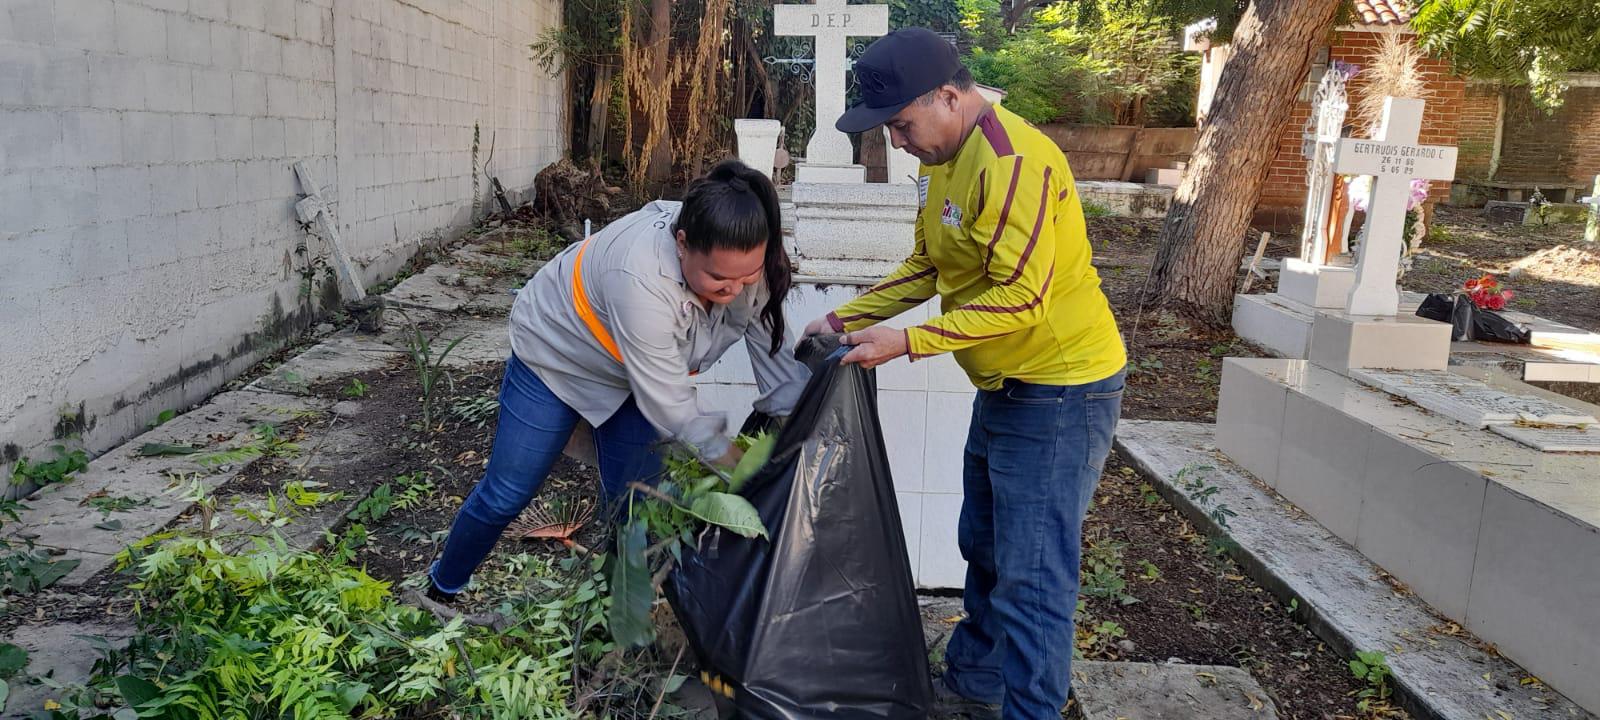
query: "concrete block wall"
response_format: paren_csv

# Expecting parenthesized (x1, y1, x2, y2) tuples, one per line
(1, 0, 564, 470)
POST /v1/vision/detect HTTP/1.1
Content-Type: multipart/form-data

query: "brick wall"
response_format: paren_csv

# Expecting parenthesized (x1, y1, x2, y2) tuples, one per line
(1256, 29, 1464, 224)
(0, 0, 564, 465)
(1456, 82, 1500, 179)
(1494, 84, 1600, 186)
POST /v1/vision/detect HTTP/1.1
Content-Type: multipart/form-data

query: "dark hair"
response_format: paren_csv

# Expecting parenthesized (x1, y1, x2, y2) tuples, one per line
(916, 66, 978, 105)
(675, 159, 793, 356)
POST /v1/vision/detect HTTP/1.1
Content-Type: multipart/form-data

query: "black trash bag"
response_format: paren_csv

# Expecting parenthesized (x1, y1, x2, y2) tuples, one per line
(666, 335, 933, 720)
(1415, 293, 1531, 344)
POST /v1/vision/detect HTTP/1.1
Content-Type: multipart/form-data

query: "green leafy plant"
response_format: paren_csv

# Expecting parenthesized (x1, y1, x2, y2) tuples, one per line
(10, 445, 89, 487)
(1081, 200, 1115, 219)
(84, 493, 149, 518)
(342, 378, 370, 398)
(150, 409, 179, 428)
(192, 424, 299, 469)
(1348, 649, 1394, 710)
(0, 642, 27, 714)
(1080, 538, 1139, 605)
(452, 392, 501, 429)
(606, 433, 776, 648)
(399, 314, 467, 431)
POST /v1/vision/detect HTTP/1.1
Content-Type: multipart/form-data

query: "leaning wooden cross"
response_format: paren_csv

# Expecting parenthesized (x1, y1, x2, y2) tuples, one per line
(1332, 97, 1456, 316)
(293, 162, 367, 302)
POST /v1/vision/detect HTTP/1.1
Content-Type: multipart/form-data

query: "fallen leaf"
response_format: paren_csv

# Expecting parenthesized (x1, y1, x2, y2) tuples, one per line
(1245, 692, 1264, 711)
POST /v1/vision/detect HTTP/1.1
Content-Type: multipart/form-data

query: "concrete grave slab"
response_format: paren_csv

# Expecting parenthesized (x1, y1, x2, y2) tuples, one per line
(1488, 423, 1600, 453)
(1116, 420, 1594, 720)
(246, 332, 404, 395)
(386, 262, 492, 313)
(1072, 661, 1279, 720)
(5, 622, 134, 716)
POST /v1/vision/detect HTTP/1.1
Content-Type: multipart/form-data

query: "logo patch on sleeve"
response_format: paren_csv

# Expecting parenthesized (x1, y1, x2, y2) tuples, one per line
(917, 175, 930, 209)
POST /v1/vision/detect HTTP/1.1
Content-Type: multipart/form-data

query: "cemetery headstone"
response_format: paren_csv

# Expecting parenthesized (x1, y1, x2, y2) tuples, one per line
(1332, 97, 1456, 316)
(775, 0, 888, 183)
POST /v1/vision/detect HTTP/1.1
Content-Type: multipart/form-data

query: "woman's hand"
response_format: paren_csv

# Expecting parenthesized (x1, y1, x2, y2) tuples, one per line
(712, 443, 746, 469)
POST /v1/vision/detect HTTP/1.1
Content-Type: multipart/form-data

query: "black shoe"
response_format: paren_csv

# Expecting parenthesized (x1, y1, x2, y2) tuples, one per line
(425, 581, 458, 604)
(932, 674, 1000, 720)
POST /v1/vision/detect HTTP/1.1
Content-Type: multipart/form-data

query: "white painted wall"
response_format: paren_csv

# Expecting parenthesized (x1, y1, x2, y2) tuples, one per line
(0, 0, 565, 469)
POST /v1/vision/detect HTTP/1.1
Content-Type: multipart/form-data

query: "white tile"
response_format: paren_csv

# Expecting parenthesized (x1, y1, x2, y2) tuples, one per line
(878, 390, 927, 493)
(1355, 428, 1486, 620)
(919, 493, 966, 589)
(925, 352, 973, 392)
(1465, 483, 1600, 714)
(895, 492, 923, 580)
(1216, 359, 1289, 487)
(1274, 391, 1372, 543)
(923, 391, 974, 494)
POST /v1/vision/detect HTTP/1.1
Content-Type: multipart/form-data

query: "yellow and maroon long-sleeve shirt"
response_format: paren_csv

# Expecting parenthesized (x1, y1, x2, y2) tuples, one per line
(827, 104, 1125, 390)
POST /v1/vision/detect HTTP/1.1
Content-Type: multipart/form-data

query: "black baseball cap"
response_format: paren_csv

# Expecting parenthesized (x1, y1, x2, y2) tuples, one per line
(836, 28, 963, 134)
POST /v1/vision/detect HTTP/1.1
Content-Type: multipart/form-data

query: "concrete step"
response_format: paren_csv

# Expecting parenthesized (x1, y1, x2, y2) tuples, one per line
(1115, 419, 1594, 720)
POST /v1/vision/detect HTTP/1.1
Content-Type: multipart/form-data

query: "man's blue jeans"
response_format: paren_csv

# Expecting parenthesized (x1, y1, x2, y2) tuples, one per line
(943, 370, 1125, 719)
(430, 357, 663, 594)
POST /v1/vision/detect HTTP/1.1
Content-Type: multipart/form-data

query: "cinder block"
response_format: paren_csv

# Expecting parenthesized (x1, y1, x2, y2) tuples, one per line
(30, 168, 97, 230)
(234, 160, 275, 201)
(52, 0, 115, 51)
(265, 75, 300, 116)
(165, 14, 212, 66)
(171, 115, 217, 163)
(265, 1, 297, 38)
(195, 163, 238, 209)
(142, 63, 194, 113)
(243, 30, 282, 74)
(121, 111, 175, 165)
(89, 55, 146, 111)
(231, 72, 267, 116)
(93, 165, 152, 221)
(192, 68, 233, 115)
(190, 0, 229, 22)
(281, 40, 325, 80)
(214, 115, 254, 160)
(1, 110, 62, 169)
(252, 117, 286, 159)
(148, 164, 199, 215)
(296, 3, 328, 44)
(66, 220, 130, 283)
(114, 3, 167, 58)
(228, 0, 268, 31)
(208, 22, 245, 70)
(0, 172, 34, 233)
(61, 111, 123, 168)
(0, 0, 54, 44)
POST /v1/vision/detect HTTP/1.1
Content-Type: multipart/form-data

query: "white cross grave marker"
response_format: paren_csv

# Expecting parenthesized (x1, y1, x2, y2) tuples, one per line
(775, 0, 888, 183)
(1333, 97, 1456, 316)
(1582, 174, 1598, 244)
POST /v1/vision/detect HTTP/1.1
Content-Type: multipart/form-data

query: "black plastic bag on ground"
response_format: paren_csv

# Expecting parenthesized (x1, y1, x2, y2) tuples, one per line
(667, 336, 933, 719)
(1415, 293, 1531, 344)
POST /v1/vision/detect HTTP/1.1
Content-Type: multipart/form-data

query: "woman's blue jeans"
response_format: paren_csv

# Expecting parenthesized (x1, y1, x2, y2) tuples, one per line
(942, 370, 1126, 719)
(429, 357, 663, 594)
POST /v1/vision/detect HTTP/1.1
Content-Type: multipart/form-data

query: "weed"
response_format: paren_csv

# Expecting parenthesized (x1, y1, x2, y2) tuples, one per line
(1137, 482, 1162, 506)
(1193, 357, 1216, 383)
(452, 391, 501, 429)
(1073, 603, 1127, 659)
(349, 483, 397, 525)
(399, 314, 466, 431)
(1183, 601, 1209, 622)
(10, 445, 89, 488)
(1129, 355, 1164, 378)
(83, 493, 150, 518)
(1081, 201, 1115, 219)
(1348, 650, 1394, 711)
(1137, 560, 1161, 581)
(342, 378, 370, 398)
(193, 423, 299, 469)
(150, 409, 178, 428)
(1080, 538, 1139, 606)
(1175, 464, 1237, 531)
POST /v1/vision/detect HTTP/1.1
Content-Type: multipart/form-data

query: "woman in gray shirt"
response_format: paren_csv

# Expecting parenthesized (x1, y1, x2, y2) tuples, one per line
(428, 160, 811, 600)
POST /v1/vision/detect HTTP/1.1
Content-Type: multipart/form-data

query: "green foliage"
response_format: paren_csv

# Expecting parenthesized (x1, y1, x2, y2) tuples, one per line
(1348, 649, 1394, 710)
(151, 409, 178, 428)
(104, 529, 606, 720)
(1081, 538, 1139, 605)
(1413, 0, 1600, 110)
(85, 494, 149, 518)
(0, 548, 80, 595)
(452, 391, 502, 429)
(1081, 200, 1115, 218)
(342, 378, 370, 399)
(605, 433, 775, 648)
(192, 424, 299, 469)
(963, 1, 1198, 126)
(10, 445, 89, 488)
(399, 314, 466, 432)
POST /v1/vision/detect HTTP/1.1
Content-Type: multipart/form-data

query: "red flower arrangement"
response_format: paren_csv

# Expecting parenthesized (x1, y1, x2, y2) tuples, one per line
(1463, 274, 1513, 311)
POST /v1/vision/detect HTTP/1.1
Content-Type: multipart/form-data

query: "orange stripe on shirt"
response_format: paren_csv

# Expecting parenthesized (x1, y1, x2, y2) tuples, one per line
(571, 236, 625, 364)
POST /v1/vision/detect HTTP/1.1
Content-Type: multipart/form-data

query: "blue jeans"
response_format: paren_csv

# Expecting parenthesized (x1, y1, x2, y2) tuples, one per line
(429, 357, 664, 594)
(943, 370, 1125, 719)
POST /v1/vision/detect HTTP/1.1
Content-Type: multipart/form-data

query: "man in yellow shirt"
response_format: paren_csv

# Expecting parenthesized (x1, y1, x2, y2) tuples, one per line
(803, 29, 1126, 719)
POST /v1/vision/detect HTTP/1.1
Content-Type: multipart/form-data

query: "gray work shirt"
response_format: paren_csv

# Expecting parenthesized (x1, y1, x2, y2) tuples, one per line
(509, 200, 810, 460)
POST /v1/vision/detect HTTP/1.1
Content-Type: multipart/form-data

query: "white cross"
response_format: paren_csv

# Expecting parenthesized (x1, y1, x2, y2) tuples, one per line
(1582, 174, 1599, 244)
(1333, 97, 1456, 316)
(294, 162, 367, 301)
(775, 0, 888, 170)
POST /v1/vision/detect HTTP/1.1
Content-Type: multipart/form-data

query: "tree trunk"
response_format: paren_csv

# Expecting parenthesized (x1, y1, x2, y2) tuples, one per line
(646, 0, 672, 185)
(1144, 0, 1341, 324)
(587, 63, 613, 162)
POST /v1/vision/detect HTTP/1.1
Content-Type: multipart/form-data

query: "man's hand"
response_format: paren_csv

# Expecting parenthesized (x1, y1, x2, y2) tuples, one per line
(841, 325, 908, 369)
(801, 314, 835, 338)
